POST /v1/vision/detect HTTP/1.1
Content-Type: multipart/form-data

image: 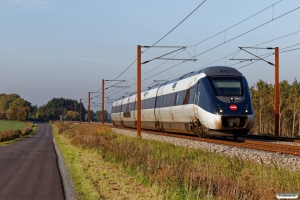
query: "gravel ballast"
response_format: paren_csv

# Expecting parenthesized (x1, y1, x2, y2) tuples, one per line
(53, 138, 77, 200)
(112, 128, 300, 171)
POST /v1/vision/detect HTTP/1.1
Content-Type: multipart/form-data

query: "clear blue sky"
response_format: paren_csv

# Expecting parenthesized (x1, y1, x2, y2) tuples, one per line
(1, 0, 299, 111)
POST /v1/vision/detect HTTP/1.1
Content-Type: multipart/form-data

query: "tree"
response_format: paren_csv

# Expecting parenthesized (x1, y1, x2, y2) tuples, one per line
(0, 94, 31, 121)
(285, 79, 300, 137)
(36, 98, 86, 121)
(250, 80, 273, 134)
(94, 110, 109, 122)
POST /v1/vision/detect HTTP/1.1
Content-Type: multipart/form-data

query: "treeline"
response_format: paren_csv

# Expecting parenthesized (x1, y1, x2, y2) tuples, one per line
(36, 98, 86, 121)
(89, 110, 110, 122)
(250, 79, 300, 137)
(35, 98, 110, 122)
(0, 94, 32, 121)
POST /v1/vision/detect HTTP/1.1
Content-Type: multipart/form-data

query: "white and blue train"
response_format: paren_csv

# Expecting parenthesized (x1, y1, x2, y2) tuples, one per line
(111, 66, 254, 138)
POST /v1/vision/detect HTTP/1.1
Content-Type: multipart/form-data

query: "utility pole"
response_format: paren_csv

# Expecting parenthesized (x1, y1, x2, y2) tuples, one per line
(136, 45, 195, 137)
(275, 47, 279, 136)
(230, 46, 280, 136)
(137, 45, 142, 137)
(70, 104, 72, 121)
(88, 92, 91, 124)
(74, 102, 76, 121)
(80, 99, 82, 124)
(62, 106, 64, 123)
(102, 79, 104, 125)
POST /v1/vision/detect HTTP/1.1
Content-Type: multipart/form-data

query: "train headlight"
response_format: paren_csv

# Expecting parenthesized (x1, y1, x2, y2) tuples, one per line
(219, 109, 223, 113)
(245, 109, 248, 113)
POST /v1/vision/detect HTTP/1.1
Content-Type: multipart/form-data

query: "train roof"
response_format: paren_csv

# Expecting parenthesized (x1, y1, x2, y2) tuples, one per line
(143, 66, 242, 92)
(111, 66, 243, 105)
(200, 66, 242, 76)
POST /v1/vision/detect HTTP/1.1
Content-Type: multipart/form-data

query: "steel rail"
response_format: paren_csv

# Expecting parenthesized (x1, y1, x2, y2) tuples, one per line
(242, 134, 300, 143)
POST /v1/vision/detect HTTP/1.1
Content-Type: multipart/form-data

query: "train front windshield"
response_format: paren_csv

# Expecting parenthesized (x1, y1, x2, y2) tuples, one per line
(208, 76, 243, 96)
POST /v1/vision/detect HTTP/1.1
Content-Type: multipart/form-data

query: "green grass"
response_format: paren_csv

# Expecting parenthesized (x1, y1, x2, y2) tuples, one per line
(55, 123, 300, 199)
(0, 123, 38, 146)
(0, 120, 27, 131)
(52, 124, 161, 200)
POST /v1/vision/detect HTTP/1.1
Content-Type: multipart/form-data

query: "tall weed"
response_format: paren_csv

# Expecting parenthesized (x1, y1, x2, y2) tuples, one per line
(56, 123, 300, 200)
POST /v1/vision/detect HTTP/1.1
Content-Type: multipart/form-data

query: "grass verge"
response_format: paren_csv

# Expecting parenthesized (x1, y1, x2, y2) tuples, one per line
(54, 122, 300, 200)
(52, 123, 161, 200)
(0, 120, 27, 131)
(0, 123, 38, 146)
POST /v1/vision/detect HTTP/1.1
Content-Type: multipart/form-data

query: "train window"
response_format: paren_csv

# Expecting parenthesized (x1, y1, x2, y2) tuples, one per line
(163, 94, 168, 107)
(126, 103, 130, 112)
(176, 90, 185, 106)
(189, 85, 196, 104)
(170, 93, 175, 106)
(208, 76, 243, 96)
(145, 99, 148, 109)
(159, 96, 163, 108)
(131, 102, 135, 111)
(182, 89, 190, 105)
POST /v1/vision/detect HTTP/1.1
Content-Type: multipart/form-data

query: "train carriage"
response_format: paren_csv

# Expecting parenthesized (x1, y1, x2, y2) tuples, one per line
(121, 94, 137, 128)
(111, 66, 254, 138)
(111, 97, 125, 127)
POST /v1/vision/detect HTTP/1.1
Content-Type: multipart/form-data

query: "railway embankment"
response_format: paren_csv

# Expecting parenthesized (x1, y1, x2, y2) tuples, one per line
(53, 122, 300, 200)
(112, 128, 300, 171)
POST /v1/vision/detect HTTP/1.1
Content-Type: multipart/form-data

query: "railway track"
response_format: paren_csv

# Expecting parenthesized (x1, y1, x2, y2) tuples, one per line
(242, 134, 300, 143)
(111, 126, 300, 156)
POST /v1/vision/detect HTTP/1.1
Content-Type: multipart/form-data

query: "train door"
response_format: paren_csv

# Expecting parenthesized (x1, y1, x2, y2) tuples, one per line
(170, 82, 177, 123)
(193, 81, 200, 117)
(154, 82, 166, 122)
(131, 96, 137, 121)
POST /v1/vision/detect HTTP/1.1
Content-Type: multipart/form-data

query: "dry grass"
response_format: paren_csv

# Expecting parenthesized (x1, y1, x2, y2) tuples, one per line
(55, 122, 300, 200)
(52, 123, 162, 200)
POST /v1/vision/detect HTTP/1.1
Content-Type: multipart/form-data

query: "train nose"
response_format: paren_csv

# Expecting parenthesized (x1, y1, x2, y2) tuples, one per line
(228, 117, 240, 128)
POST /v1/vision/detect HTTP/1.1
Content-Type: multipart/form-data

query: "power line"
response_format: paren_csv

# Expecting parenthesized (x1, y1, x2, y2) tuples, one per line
(234, 42, 300, 69)
(190, 0, 283, 48)
(107, 40, 300, 100)
(95, 0, 207, 92)
(136, 6, 300, 82)
(104, 5, 300, 102)
(147, 0, 207, 49)
(280, 47, 300, 53)
(106, 1, 294, 96)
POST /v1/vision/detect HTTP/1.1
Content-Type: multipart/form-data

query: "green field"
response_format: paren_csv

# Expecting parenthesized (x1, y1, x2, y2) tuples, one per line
(0, 120, 27, 131)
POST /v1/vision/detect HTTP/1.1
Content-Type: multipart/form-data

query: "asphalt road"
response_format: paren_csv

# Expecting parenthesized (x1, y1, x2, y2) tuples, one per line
(0, 123, 64, 200)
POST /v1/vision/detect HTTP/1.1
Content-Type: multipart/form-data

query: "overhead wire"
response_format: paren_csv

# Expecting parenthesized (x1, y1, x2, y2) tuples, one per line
(94, 0, 207, 93)
(105, 0, 289, 97)
(189, 0, 283, 48)
(99, 2, 300, 105)
(135, 6, 300, 83)
(108, 33, 300, 99)
(234, 42, 300, 69)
